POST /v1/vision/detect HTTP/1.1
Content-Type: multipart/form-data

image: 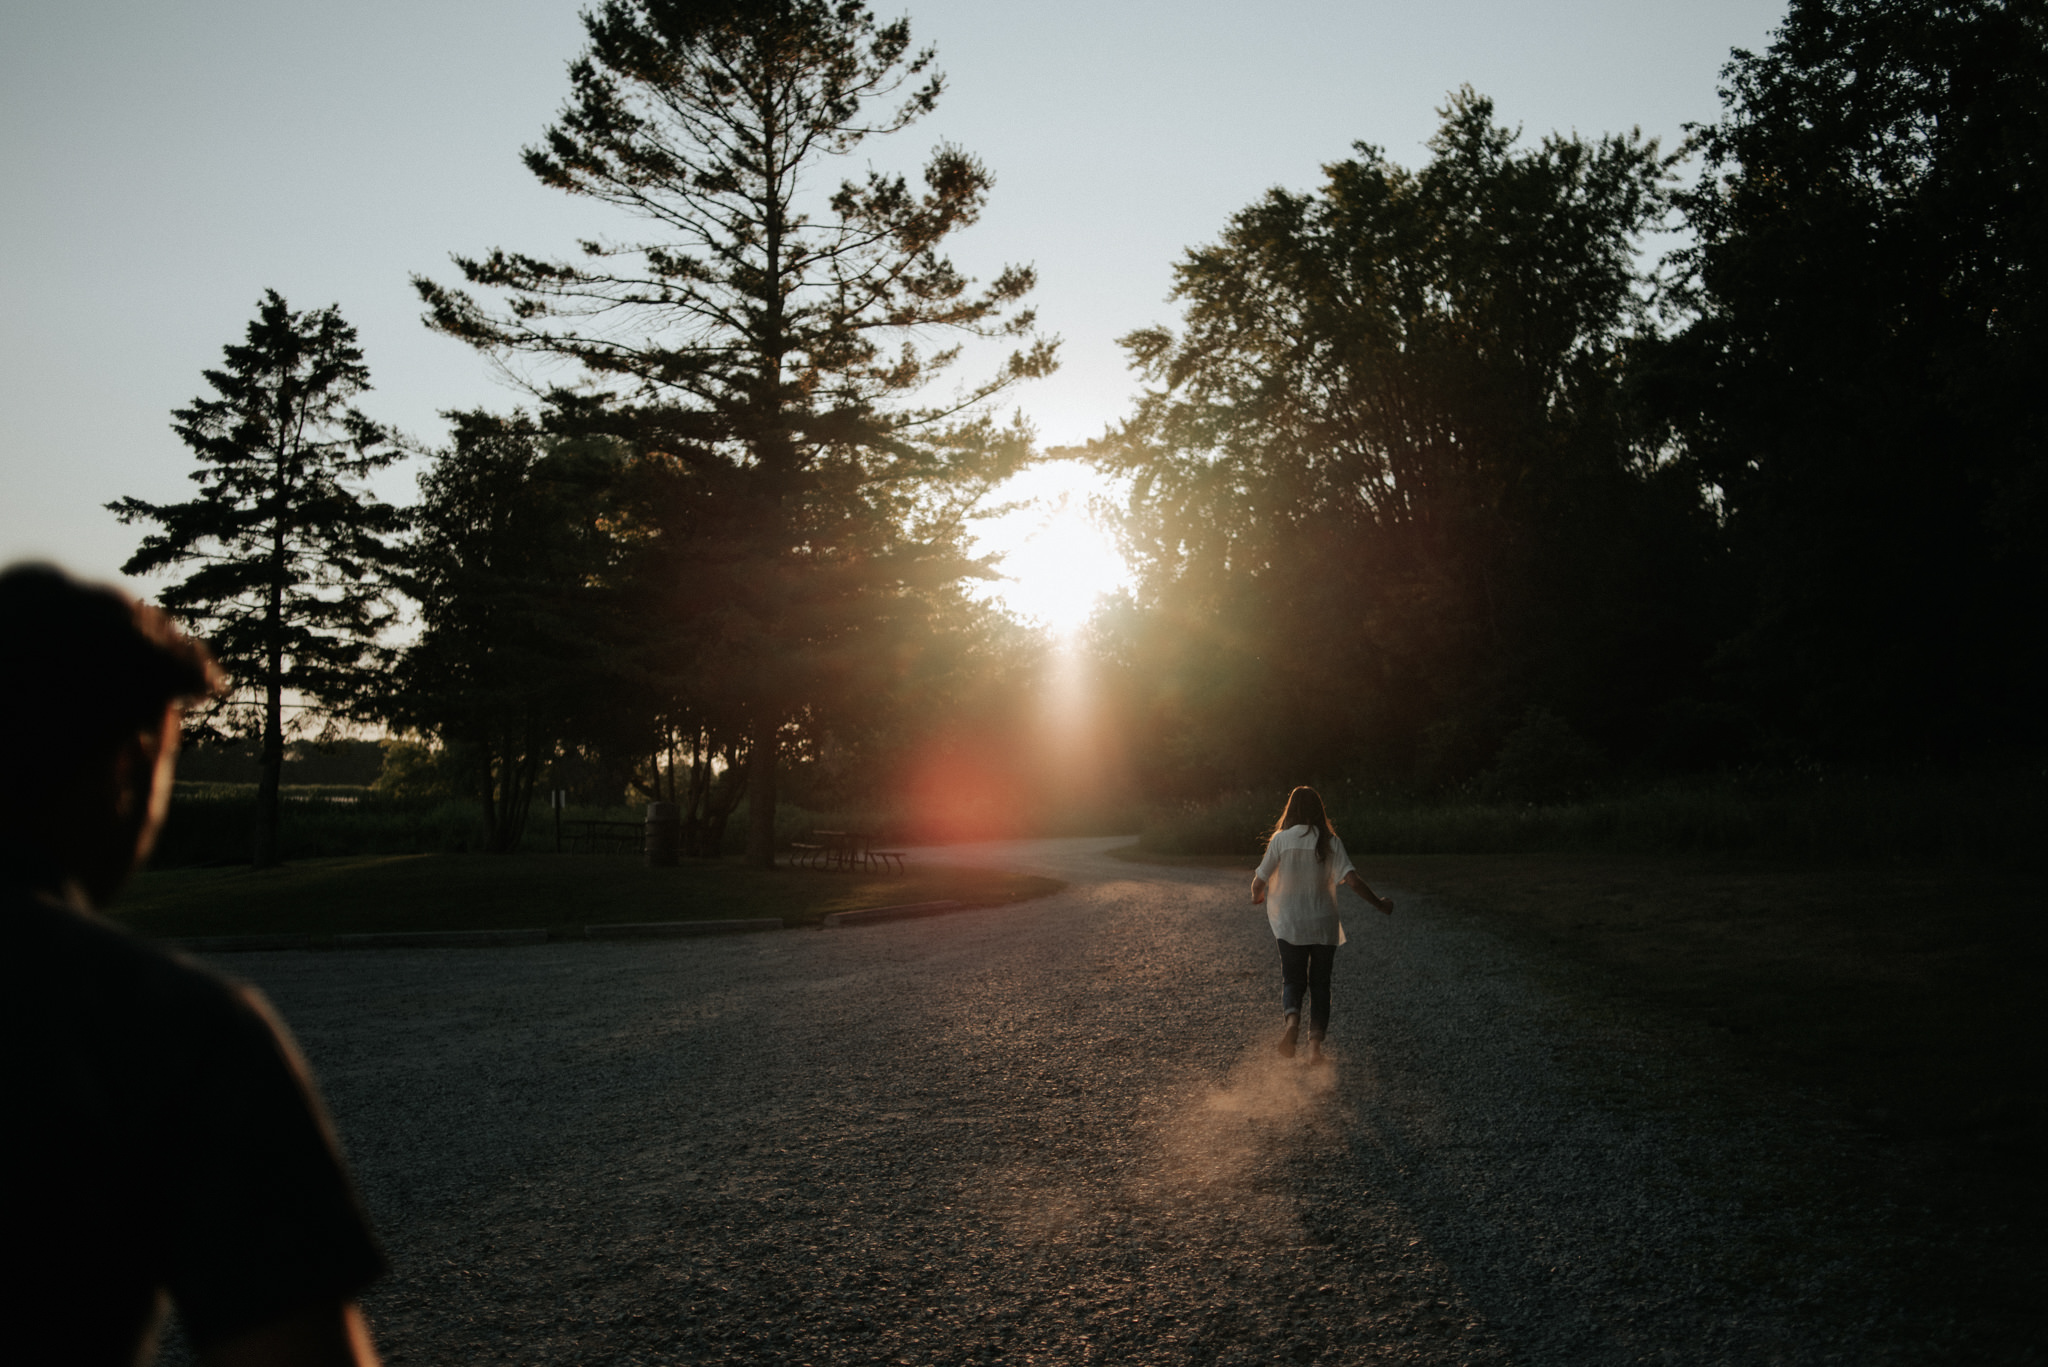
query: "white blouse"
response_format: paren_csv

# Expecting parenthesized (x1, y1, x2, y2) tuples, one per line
(1254, 824, 1355, 947)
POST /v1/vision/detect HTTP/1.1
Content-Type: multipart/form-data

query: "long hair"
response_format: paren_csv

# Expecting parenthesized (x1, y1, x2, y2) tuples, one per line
(1270, 785, 1335, 863)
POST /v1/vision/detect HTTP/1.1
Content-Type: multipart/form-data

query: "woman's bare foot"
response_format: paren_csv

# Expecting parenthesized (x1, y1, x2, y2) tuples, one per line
(1278, 1013, 1299, 1057)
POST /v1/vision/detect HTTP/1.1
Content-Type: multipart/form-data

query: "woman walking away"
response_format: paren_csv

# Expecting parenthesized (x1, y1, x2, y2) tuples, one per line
(1250, 786, 1394, 1061)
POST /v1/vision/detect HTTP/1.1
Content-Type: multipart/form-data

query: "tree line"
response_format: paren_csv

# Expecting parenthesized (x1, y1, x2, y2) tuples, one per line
(115, 0, 1050, 865)
(1085, 0, 2045, 800)
(113, 0, 2047, 864)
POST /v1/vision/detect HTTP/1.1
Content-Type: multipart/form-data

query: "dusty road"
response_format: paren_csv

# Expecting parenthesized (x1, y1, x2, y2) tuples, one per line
(176, 838, 1897, 1365)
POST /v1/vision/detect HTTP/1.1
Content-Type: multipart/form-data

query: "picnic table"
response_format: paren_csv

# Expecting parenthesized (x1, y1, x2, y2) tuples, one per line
(787, 831, 906, 874)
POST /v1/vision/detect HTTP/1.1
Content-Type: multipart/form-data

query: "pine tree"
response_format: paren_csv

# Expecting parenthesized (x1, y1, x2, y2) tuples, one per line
(415, 0, 1052, 866)
(110, 290, 403, 865)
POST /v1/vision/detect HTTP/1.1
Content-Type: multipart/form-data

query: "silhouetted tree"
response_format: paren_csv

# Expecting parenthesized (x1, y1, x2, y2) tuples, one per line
(1654, 0, 2048, 758)
(415, 0, 1052, 865)
(388, 413, 623, 853)
(1091, 93, 1709, 791)
(109, 290, 402, 864)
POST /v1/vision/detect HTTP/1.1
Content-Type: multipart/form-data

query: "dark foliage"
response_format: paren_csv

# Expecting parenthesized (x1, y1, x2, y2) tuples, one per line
(385, 414, 625, 852)
(173, 737, 387, 787)
(1089, 93, 1717, 795)
(1652, 0, 2048, 759)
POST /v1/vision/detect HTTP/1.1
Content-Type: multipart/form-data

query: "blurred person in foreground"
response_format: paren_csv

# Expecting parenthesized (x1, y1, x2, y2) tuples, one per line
(0, 563, 385, 1366)
(1250, 785, 1394, 1062)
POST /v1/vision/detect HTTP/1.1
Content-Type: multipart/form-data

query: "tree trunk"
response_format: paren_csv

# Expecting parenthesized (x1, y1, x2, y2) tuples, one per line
(701, 745, 747, 858)
(253, 546, 286, 867)
(744, 717, 778, 868)
(478, 740, 500, 854)
(683, 728, 711, 856)
(253, 681, 283, 866)
(496, 747, 542, 854)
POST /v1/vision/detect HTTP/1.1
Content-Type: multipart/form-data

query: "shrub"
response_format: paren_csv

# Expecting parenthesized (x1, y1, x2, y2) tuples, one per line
(1135, 769, 2045, 864)
(1478, 708, 1605, 803)
(152, 787, 486, 866)
(371, 739, 464, 800)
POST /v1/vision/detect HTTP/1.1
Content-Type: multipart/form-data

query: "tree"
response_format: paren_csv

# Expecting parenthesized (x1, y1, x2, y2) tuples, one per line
(416, 0, 1052, 865)
(1089, 93, 1707, 791)
(1655, 0, 2048, 758)
(110, 290, 402, 865)
(387, 413, 624, 853)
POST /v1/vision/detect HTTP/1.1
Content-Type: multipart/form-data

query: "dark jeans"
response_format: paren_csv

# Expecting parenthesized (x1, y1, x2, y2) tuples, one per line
(1276, 939, 1336, 1039)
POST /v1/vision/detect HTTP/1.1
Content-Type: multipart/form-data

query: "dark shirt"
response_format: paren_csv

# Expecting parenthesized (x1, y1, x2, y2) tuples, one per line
(2, 883, 385, 1364)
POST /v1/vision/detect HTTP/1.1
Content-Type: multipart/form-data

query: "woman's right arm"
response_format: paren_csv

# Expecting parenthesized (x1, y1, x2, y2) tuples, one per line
(1342, 870, 1394, 914)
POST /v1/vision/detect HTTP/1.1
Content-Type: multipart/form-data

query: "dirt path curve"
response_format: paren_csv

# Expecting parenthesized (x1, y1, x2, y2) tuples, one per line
(180, 838, 1882, 1366)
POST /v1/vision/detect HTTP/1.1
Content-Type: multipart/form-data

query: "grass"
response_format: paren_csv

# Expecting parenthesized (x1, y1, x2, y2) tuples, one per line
(149, 785, 1099, 866)
(111, 853, 1064, 940)
(1349, 853, 2046, 1145)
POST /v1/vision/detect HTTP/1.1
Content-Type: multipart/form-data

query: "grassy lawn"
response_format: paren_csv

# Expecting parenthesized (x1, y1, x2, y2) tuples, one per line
(112, 853, 1064, 940)
(1354, 853, 2044, 1146)
(1367, 852, 2048, 1358)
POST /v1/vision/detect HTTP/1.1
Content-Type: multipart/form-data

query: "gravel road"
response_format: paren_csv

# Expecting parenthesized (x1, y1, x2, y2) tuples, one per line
(167, 837, 1912, 1365)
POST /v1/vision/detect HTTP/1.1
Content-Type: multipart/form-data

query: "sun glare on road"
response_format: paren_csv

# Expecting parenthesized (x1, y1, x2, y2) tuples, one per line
(973, 463, 1130, 637)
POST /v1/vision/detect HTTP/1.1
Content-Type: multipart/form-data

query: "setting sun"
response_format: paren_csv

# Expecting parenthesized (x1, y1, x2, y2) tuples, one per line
(973, 463, 1130, 636)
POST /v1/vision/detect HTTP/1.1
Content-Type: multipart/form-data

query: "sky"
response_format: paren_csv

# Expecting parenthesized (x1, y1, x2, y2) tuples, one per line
(1, 0, 1786, 622)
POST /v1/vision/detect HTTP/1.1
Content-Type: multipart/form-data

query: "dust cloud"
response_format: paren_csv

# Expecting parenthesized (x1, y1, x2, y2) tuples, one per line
(989, 1041, 1351, 1258)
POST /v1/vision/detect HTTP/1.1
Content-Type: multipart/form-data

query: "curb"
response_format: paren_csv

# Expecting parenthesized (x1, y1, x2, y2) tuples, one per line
(167, 900, 1021, 951)
(821, 899, 966, 928)
(168, 933, 315, 953)
(334, 928, 550, 949)
(585, 918, 782, 939)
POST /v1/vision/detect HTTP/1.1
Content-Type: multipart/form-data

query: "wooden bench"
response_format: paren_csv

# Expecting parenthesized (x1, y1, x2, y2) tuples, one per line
(812, 830, 866, 870)
(798, 832, 906, 873)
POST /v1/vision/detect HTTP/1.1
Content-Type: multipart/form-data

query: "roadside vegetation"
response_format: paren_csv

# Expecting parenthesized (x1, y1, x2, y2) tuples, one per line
(1132, 768, 2046, 864)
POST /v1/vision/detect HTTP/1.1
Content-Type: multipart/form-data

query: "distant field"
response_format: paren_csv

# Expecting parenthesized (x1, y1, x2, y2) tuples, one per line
(112, 853, 1064, 940)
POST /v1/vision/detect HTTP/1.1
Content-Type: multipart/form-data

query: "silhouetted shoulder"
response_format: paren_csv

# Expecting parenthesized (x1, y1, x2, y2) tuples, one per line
(2, 883, 384, 1362)
(8, 882, 247, 1022)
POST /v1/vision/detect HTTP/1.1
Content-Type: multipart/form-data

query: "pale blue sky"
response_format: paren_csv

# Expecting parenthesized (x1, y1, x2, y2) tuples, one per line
(2, 0, 1784, 598)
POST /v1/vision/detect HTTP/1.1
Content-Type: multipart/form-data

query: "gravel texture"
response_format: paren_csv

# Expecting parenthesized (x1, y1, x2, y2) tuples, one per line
(160, 837, 1924, 1365)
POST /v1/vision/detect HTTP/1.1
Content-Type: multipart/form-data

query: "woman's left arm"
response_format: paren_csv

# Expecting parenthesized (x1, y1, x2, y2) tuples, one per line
(1342, 870, 1394, 914)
